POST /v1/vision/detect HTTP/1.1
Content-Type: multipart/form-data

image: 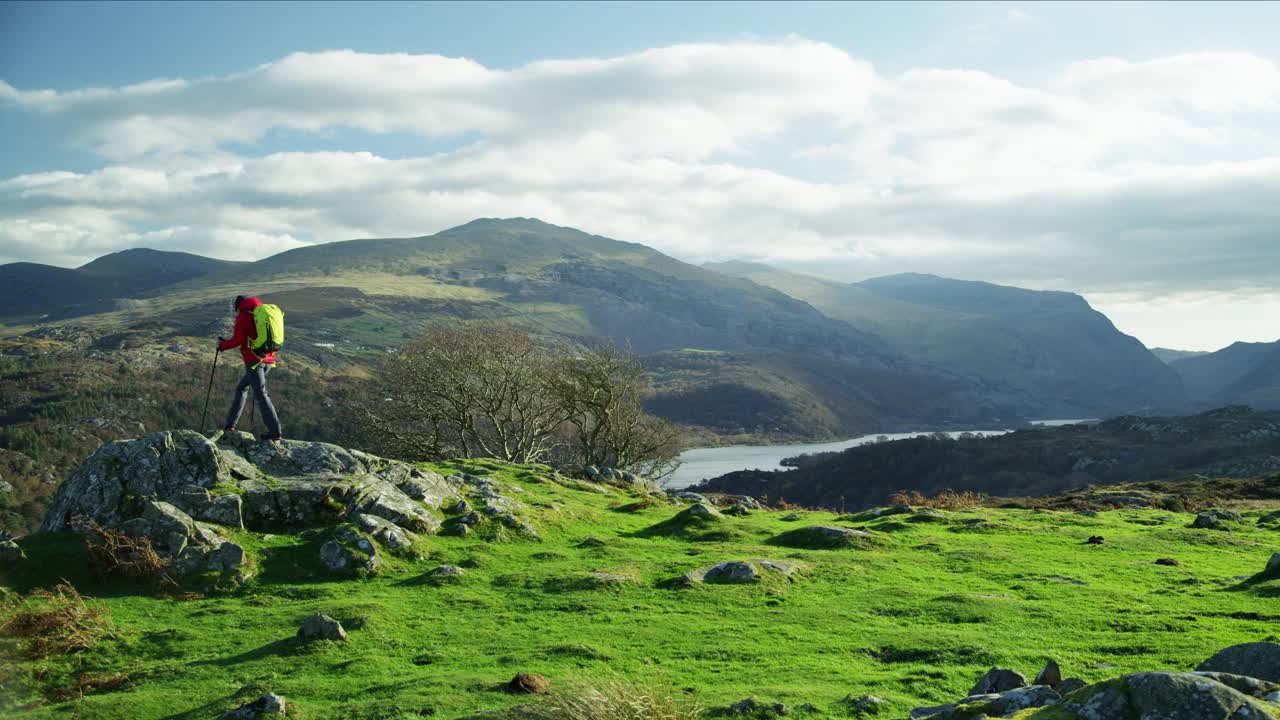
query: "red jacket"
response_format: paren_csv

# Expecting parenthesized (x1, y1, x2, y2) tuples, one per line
(219, 297, 276, 365)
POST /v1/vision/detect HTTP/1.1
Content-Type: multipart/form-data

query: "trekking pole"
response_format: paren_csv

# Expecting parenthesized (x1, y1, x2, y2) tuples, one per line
(199, 348, 221, 432)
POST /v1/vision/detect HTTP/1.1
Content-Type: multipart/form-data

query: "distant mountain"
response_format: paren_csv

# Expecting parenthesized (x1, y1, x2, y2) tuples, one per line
(0, 248, 243, 321)
(694, 406, 1280, 510)
(1171, 340, 1280, 410)
(1151, 347, 1209, 364)
(2, 219, 1033, 441)
(706, 263, 1186, 417)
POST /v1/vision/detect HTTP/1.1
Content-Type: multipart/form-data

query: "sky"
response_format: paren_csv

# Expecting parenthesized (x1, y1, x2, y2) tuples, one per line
(2, 1, 1279, 351)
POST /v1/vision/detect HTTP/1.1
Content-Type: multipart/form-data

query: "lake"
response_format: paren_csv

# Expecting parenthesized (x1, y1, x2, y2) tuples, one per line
(663, 419, 1097, 490)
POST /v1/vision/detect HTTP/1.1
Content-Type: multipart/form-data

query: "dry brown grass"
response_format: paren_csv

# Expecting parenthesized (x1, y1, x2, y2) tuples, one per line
(80, 517, 176, 587)
(890, 489, 984, 510)
(46, 671, 132, 701)
(515, 678, 702, 720)
(0, 582, 115, 658)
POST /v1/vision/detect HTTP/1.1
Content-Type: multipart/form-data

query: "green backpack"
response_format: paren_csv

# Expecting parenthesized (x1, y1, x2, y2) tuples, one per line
(250, 303, 285, 360)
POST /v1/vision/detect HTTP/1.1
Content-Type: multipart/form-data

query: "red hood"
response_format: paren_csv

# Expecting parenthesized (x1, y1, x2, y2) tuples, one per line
(238, 297, 263, 313)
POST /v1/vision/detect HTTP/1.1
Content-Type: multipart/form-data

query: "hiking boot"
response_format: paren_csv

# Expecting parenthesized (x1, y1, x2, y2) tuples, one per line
(262, 433, 284, 442)
(223, 426, 236, 433)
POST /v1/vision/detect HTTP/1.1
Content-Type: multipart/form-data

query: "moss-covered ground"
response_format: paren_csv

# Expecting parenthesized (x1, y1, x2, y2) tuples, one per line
(2, 459, 1277, 719)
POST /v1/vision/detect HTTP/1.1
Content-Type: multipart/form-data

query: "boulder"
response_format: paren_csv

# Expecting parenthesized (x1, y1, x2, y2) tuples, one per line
(911, 686, 1060, 719)
(319, 527, 381, 577)
(703, 561, 763, 584)
(1057, 672, 1277, 720)
(43, 431, 232, 531)
(0, 539, 26, 567)
(772, 525, 876, 549)
(1197, 642, 1280, 683)
(673, 491, 709, 503)
(1263, 552, 1280, 578)
(969, 667, 1028, 696)
(297, 613, 347, 642)
(1034, 660, 1062, 688)
(221, 692, 286, 719)
(673, 559, 803, 586)
(428, 565, 465, 583)
(682, 503, 723, 519)
(1191, 512, 1232, 530)
(1193, 671, 1280, 700)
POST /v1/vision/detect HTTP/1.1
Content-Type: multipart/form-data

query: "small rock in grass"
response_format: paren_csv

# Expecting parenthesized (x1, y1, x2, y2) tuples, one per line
(576, 536, 606, 548)
(297, 613, 347, 642)
(429, 565, 465, 583)
(1035, 659, 1063, 687)
(685, 503, 722, 519)
(848, 694, 888, 714)
(1155, 557, 1180, 566)
(969, 667, 1028, 696)
(728, 697, 758, 713)
(220, 692, 285, 719)
(782, 512, 801, 521)
(506, 672, 550, 694)
(1086, 535, 1104, 545)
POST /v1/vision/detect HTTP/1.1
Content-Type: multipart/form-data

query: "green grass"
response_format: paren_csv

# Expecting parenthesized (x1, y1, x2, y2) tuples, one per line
(2, 462, 1278, 719)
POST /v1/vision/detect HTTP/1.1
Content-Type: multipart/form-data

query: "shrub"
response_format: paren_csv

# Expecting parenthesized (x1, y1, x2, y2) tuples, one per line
(0, 582, 115, 658)
(516, 678, 702, 720)
(890, 489, 983, 510)
(81, 517, 176, 587)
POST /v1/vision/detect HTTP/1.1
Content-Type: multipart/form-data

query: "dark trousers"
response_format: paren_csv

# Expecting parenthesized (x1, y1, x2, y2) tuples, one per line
(225, 363, 281, 435)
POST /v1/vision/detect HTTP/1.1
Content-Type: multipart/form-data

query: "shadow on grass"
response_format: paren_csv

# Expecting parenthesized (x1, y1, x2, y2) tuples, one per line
(190, 637, 300, 668)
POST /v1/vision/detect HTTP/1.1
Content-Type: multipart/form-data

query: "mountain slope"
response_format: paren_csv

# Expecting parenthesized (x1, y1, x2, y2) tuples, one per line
(706, 263, 1186, 417)
(1151, 347, 1209, 364)
(0, 249, 243, 321)
(1172, 340, 1280, 409)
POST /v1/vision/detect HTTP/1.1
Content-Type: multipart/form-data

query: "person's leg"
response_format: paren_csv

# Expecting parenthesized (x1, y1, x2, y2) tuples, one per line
(250, 364, 282, 436)
(223, 366, 254, 430)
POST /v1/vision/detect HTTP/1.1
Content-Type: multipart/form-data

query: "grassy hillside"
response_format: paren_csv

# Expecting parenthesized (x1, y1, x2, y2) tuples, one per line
(705, 263, 1185, 418)
(2, 457, 1277, 719)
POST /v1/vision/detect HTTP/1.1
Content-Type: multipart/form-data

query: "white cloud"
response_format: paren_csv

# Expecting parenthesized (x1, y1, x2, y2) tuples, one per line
(3, 39, 1280, 347)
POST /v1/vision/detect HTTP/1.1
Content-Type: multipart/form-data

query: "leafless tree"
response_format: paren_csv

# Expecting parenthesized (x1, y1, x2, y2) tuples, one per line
(357, 324, 682, 477)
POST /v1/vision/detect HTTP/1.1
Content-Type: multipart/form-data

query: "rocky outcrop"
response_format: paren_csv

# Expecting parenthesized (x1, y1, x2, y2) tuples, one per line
(1053, 672, 1277, 720)
(41, 430, 461, 579)
(912, 665, 1280, 720)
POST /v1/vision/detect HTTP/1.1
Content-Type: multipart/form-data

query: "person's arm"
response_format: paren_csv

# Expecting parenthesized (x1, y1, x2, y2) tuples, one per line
(218, 313, 248, 351)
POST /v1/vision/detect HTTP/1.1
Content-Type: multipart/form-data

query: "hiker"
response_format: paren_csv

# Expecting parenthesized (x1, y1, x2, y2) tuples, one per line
(218, 295, 284, 441)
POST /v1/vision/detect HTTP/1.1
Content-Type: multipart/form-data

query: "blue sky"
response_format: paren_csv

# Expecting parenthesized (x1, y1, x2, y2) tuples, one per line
(2, 1, 1280, 349)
